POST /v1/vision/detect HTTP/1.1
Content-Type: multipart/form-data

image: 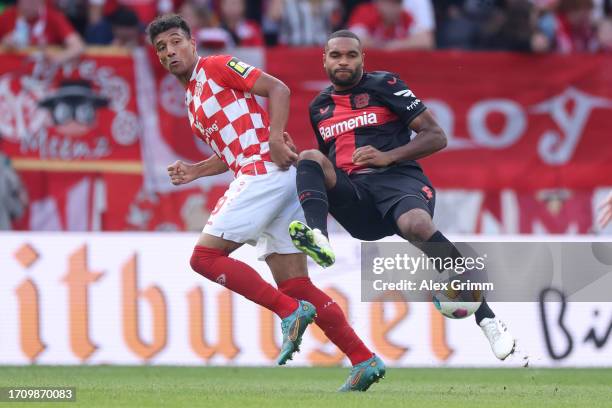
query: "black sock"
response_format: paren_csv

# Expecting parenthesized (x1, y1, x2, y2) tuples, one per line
(421, 231, 496, 325)
(474, 298, 495, 325)
(296, 160, 329, 236)
(420, 230, 462, 272)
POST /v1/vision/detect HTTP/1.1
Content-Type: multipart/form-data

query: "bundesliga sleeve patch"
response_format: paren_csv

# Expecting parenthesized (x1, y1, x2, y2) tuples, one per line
(226, 57, 254, 78)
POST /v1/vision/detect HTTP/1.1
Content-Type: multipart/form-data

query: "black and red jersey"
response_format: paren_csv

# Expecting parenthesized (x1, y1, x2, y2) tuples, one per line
(309, 71, 426, 174)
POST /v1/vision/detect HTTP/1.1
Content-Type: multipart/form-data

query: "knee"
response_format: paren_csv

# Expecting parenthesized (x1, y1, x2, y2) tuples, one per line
(190, 246, 225, 278)
(298, 149, 325, 164)
(397, 210, 436, 242)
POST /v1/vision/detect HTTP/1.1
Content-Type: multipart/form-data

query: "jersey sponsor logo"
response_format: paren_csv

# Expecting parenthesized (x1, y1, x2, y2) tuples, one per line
(194, 120, 219, 139)
(353, 93, 370, 109)
(394, 89, 415, 97)
(226, 57, 253, 78)
(318, 112, 378, 140)
(319, 105, 330, 114)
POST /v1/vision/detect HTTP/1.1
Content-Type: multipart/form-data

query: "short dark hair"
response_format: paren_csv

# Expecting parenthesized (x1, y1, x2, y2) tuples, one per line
(326, 30, 361, 46)
(146, 14, 191, 44)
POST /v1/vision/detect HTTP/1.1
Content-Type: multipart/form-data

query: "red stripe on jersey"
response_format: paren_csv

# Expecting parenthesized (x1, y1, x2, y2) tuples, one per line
(330, 94, 359, 173)
(327, 95, 398, 174)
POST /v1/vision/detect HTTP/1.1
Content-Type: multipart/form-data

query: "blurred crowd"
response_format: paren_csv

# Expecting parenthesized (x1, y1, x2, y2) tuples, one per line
(0, 0, 611, 57)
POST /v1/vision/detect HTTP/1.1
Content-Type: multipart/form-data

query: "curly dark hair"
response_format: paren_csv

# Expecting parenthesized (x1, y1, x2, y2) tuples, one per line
(146, 14, 191, 44)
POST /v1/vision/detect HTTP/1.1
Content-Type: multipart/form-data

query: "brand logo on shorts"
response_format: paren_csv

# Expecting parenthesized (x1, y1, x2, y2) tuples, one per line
(216, 274, 227, 286)
(421, 186, 434, 201)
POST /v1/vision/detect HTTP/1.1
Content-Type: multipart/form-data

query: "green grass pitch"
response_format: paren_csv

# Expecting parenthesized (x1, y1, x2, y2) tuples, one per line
(1, 366, 611, 408)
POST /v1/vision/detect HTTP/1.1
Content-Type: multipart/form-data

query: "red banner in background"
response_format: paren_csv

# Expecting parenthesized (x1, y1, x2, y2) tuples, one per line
(2, 49, 611, 233)
(267, 49, 612, 190)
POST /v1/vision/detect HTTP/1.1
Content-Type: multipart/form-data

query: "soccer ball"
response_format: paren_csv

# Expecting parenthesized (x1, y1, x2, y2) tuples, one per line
(432, 287, 483, 319)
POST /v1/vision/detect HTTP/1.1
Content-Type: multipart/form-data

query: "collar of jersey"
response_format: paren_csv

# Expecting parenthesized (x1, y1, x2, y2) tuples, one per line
(189, 57, 203, 84)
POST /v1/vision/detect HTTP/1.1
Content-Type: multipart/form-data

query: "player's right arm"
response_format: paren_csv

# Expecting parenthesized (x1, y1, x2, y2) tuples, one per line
(167, 156, 228, 185)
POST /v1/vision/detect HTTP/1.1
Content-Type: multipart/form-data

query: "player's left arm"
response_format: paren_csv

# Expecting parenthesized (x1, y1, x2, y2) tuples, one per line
(353, 73, 446, 167)
(208, 56, 296, 169)
(353, 110, 446, 166)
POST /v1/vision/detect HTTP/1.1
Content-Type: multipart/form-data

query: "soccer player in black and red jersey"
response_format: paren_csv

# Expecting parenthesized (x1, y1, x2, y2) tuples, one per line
(289, 30, 520, 362)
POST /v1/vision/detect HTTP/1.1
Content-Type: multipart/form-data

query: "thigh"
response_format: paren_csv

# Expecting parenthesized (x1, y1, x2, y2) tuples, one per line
(203, 171, 287, 246)
(257, 168, 307, 260)
(196, 233, 243, 253)
(328, 168, 396, 241)
(362, 167, 436, 221)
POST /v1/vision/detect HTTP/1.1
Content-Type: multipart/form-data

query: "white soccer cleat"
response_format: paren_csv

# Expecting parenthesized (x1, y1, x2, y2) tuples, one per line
(479, 317, 516, 361)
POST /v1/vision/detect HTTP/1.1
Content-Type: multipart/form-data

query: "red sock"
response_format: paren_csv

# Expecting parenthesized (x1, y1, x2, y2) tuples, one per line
(190, 246, 298, 318)
(279, 277, 373, 365)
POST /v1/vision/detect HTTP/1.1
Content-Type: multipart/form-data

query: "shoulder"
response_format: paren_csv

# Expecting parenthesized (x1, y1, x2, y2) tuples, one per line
(363, 71, 405, 87)
(202, 54, 233, 69)
(309, 87, 333, 110)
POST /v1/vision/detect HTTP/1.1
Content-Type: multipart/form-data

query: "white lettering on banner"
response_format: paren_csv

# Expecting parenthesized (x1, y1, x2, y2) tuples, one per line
(20, 129, 111, 160)
(531, 87, 612, 165)
(1, 234, 611, 367)
(318, 112, 378, 140)
(424, 100, 475, 149)
(468, 99, 526, 148)
(425, 87, 612, 163)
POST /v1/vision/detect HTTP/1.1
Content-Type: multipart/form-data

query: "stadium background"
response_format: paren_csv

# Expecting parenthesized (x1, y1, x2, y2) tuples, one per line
(1, 0, 612, 375)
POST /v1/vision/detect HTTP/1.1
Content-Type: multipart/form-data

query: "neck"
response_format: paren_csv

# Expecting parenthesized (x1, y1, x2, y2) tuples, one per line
(177, 57, 199, 87)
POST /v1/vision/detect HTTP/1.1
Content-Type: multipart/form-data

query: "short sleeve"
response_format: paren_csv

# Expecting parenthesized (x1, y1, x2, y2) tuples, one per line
(373, 72, 426, 125)
(204, 55, 262, 92)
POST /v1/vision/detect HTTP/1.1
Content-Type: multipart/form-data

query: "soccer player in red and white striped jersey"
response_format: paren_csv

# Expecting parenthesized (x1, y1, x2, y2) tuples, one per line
(147, 15, 383, 390)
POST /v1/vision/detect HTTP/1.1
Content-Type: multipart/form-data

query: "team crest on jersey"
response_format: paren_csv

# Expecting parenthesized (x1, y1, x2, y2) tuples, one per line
(194, 81, 203, 98)
(226, 57, 253, 78)
(353, 93, 370, 109)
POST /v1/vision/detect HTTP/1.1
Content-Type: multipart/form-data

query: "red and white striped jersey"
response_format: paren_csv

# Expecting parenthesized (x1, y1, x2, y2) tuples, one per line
(185, 55, 274, 177)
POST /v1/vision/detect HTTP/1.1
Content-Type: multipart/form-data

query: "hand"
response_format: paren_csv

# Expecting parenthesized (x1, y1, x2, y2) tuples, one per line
(283, 131, 297, 154)
(352, 145, 393, 167)
(167, 160, 197, 185)
(269, 132, 298, 170)
(598, 192, 612, 228)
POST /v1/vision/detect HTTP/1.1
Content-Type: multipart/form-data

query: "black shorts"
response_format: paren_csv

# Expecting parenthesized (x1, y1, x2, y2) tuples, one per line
(327, 166, 436, 241)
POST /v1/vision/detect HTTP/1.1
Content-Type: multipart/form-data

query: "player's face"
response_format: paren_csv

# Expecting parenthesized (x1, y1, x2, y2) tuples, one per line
(324, 38, 364, 88)
(154, 28, 197, 78)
